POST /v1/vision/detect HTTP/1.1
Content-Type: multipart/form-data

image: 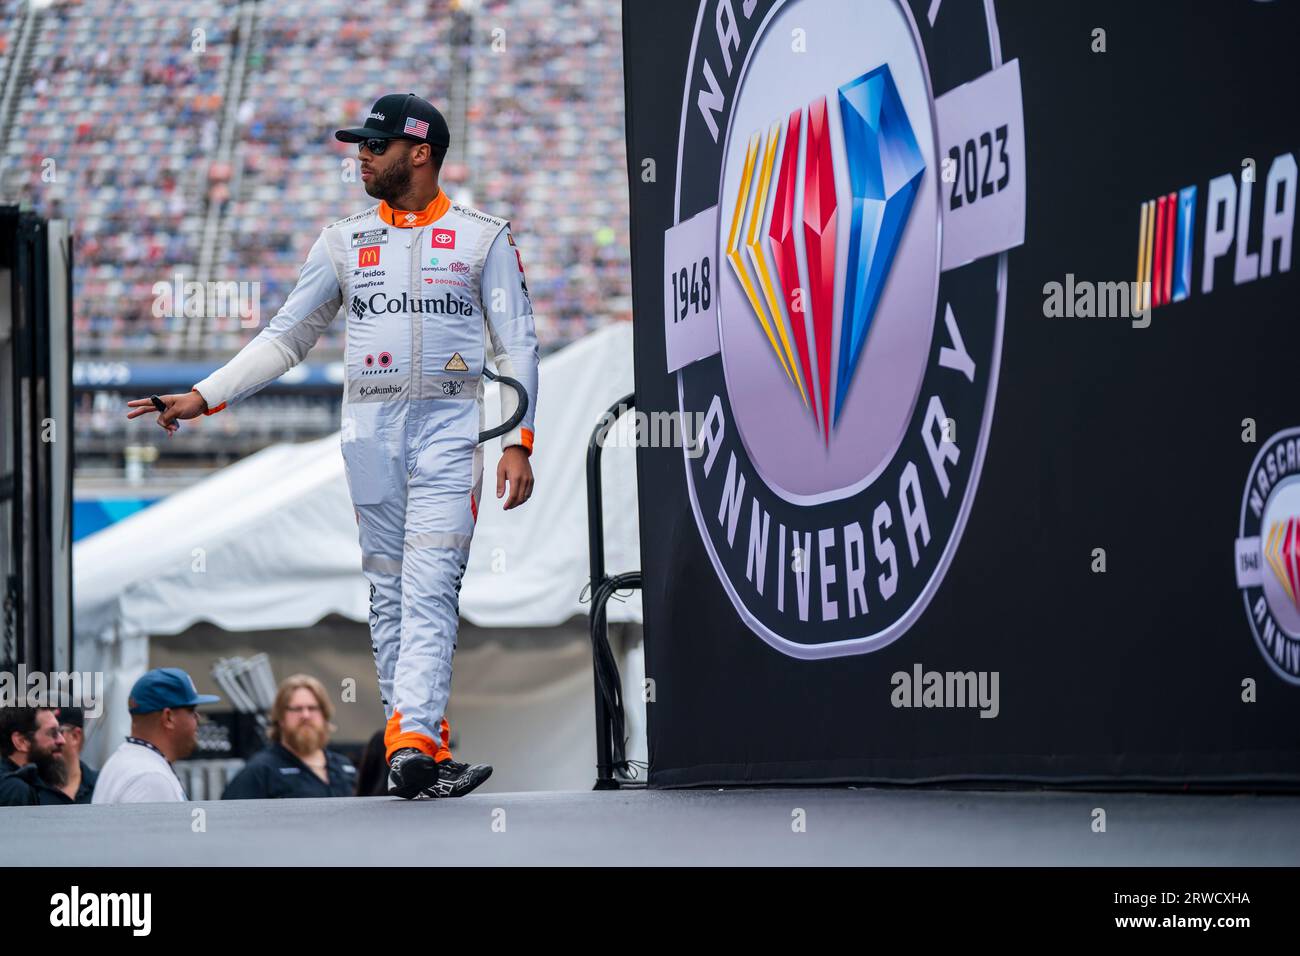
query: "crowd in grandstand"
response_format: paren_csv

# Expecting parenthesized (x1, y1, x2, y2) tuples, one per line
(2, 0, 234, 354)
(0, 0, 631, 468)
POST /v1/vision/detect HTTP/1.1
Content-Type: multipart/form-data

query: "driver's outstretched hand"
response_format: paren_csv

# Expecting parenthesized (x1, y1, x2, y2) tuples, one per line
(125, 391, 208, 436)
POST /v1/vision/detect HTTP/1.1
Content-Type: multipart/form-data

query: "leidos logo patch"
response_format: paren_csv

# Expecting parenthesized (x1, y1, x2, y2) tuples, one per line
(664, 0, 1025, 658)
(1235, 427, 1300, 683)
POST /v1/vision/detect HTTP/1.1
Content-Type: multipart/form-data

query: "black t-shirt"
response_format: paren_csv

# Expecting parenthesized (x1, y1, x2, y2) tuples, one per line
(220, 744, 358, 799)
(70, 761, 97, 804)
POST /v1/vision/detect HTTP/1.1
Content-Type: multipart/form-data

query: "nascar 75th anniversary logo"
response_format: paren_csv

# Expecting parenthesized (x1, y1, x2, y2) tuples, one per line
(1236, 427, 1300, 684)
(664, 0, 1025, 658)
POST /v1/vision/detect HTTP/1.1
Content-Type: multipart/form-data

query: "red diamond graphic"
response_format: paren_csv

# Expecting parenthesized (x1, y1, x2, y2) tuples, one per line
(803, 96, 837, 444)
(768, 107, 816, 424)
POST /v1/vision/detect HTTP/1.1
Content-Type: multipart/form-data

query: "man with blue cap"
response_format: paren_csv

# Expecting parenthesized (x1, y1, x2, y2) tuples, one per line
(92, 668, 220, 804)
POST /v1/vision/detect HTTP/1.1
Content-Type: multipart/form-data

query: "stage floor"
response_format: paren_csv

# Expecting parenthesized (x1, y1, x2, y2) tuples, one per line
(2, 786, 1298, 866)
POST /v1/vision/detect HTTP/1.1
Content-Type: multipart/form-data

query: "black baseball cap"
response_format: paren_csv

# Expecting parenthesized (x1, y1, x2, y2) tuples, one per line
(335, 93, 451, 147)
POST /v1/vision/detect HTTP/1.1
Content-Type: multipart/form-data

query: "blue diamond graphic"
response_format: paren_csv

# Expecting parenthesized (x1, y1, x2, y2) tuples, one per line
(834, 65, 926, 425)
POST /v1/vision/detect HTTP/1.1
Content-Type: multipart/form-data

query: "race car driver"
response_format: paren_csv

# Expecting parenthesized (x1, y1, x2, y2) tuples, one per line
(126, 93, 539, 800)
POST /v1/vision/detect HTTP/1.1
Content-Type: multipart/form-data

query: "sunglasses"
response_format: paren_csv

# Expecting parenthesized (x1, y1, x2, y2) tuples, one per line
(358, 137, 418, 156)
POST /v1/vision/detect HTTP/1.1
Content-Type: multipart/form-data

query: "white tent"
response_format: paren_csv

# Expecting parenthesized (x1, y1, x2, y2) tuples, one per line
(74, 321, 643, 766)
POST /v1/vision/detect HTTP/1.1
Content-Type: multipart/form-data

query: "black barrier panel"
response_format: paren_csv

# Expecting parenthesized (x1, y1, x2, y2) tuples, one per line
(1, 206, 73, 675)
(625, 0, 1300, 787)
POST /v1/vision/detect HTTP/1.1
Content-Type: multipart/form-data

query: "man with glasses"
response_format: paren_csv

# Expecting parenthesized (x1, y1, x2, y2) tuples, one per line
(54, 707, 99, 804)
(222, 674, 357, 799)
(127, 93, 538, 799)
(0, 707, 78, 805)
(92, 668, 220, 804)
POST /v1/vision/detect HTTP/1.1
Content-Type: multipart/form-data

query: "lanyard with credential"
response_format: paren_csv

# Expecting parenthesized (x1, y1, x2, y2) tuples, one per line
(125, 737, 187, 797)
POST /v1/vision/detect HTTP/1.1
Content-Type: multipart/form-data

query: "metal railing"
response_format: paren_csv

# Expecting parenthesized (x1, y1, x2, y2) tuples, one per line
(586, 392, 642, 789)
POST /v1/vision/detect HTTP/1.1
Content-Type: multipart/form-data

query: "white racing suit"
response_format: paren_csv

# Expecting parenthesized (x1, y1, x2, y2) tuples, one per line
(192, 190, 539, 762)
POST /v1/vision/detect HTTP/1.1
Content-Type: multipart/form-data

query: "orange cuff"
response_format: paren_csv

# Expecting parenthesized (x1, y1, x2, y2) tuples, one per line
(384, 712, 453, 763)
(192, 388, 225, 415)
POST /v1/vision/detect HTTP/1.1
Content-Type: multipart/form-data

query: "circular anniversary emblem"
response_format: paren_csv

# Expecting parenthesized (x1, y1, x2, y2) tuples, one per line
(1236, 427, 1300, 684)
(668, 0, 1022, 658)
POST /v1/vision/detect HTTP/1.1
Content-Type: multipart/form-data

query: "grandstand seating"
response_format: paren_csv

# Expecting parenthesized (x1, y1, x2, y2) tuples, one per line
(1, 0, 235, 354)
(1, 0, 630, 358)
(0, 0, 632, 467)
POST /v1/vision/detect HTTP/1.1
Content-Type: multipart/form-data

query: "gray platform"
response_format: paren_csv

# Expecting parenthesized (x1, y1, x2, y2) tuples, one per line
(2, 787, 1298, 866)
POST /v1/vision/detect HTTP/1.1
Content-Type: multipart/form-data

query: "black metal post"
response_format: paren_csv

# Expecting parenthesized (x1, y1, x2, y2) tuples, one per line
(586, 392, 639, 789)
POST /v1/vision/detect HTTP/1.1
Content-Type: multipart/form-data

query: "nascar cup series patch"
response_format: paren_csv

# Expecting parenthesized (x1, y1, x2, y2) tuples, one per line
(350, 228, 389, 248)
(663, 0, 1025, 658)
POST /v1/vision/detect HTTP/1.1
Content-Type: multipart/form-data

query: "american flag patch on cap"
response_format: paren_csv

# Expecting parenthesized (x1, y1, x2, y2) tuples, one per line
(403, 117, 430, 138)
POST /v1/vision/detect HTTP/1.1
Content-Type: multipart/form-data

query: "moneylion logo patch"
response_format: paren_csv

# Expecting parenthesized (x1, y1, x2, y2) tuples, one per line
(1235, 427, 1300, 683)
(664, 0, 1025, 658)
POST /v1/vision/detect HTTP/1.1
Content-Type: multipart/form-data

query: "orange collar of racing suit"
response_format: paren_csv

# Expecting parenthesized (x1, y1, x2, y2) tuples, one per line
(377, 189, 451, 228)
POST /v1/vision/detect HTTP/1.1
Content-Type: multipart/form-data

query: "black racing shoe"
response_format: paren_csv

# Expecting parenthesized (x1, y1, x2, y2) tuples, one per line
(420, 757, 493, 798)
(387, 747, 443, 799)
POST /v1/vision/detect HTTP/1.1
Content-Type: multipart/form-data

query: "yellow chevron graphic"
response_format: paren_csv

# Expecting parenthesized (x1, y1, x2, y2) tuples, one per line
(1136, 199, 1155, 313)
(1266, 520, 1296, 604)
(726, 129, 799, 394)
(1135, 202, 1147, 313)
(746, 120, 807, 406)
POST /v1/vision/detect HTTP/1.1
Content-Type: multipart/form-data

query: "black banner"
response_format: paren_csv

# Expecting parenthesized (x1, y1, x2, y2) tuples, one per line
(626, 0, 1300, 786)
